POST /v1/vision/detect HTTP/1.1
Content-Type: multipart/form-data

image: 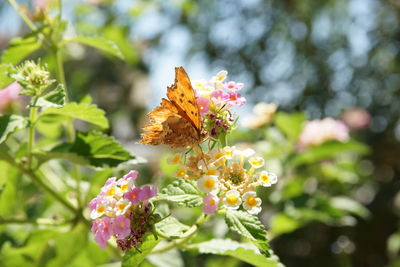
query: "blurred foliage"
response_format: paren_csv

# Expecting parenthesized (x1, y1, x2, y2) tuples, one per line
(1, 0, 400, 266)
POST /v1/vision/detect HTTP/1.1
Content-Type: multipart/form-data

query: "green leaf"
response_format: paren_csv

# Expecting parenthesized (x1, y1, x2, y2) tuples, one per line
(155, 216, 190, 239)
(40, 102, 109, 129)
(1, 34, 42, 65)
(122, 234, 160, 267)
(187, 239, 284, 267)
(0, 115, 28, 144)
(330, 196, 370, 218)
(47, 224, 88, 267)
(34, 131, 134, 168)
(66, 36, 124, 59)
(155, 179, 203, 208)
(225, 210, 270, 256)
(0, 64, 14, 89)
(290, 140, 370, 166)
(270, 213, 303, 236)
(36, 84, 66, 109)
(274, 112, 306, 141)
(147, 249, 184, 267)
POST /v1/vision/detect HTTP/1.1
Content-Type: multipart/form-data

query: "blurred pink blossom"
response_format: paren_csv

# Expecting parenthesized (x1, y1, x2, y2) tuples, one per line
(92, 217, 113, 249)
(203, 193, 219, 215)
(297, 118, 350, 150)
(342, 107, 371, 131)
(124, 187, 142, 204)
(211, 89, 228, 105)
(0, 82, 21, 112)
(138, 185, 157, 202)
(223, 81, 244, 91)
(226, 91, 246, 106)
(197, 97, 210, 115)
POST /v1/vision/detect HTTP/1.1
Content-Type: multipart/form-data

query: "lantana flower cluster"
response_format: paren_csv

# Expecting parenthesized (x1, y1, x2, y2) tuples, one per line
(193, 70, 246, 138)
(89, 170, 157, 250)
(169, 146, 278, 215)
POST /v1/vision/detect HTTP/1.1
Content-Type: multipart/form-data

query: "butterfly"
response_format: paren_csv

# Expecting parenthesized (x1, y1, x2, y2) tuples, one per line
(139, 67, 206, 149)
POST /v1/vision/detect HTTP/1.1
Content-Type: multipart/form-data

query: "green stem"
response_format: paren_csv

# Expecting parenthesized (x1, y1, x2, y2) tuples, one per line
(150, 214, 208, 254)
(7, 0, 38, 31)
(27, 97, 38, 169)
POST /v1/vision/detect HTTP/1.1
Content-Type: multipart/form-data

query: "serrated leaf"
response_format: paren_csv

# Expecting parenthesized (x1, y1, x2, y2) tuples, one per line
(67, 36, 124, 59)
(156, 179, 203, 208)
(122, 234, 160, 267)
(34, 131, 134, 168)
(0, 115, 28, 144)
(274, 112, 306, 141)
(225, 210, 270, 257)
(36, 84, 66, 109)
(1, 35, 42, 65)
(155, 217, 190, 239)
(187, 239, 284, 267)
(40, 102, 109, 129)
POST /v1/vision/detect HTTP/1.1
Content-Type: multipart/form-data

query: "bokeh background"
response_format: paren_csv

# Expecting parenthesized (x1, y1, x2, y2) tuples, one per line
(1, 0, 400, 266)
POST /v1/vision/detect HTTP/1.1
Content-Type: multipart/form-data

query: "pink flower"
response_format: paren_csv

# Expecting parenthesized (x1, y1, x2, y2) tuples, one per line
(125, 187, 142, 204)
(223, 81, 244, 91)
(197, 97, 210, 115)
(342, 107, 371, 131)
(297, 118, 350, 150)
(0, 82, 21, 112)
(113, 215, 131, 239)
(121, 170, 139, 182)
(226, 91, 246, 106)
(211, 90, 228, 105)
(139, 185, 157, 202)
(89, 196, 99, 210)
(203, 193, 219, 215)
(92, 217, 113, 249)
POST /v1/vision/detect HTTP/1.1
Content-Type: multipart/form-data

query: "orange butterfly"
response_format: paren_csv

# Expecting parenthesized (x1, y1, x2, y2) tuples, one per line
(139, 67, 206, 149)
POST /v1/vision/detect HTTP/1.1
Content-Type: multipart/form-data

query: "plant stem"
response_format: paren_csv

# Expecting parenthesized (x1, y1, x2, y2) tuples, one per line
(27, 97, 38, 169)
(7, 0, 38, 32)
(150, 214, 208, 254)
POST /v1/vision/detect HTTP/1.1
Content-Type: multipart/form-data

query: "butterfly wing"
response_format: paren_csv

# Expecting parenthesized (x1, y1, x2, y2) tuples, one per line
(166, 67, 202, 131)
(139, 98, 200, 149)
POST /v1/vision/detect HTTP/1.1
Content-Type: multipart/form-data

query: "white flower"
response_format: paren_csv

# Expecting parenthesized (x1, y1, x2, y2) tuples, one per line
(118, 179, 134, 193)
(258, 171, 278, 187)
(248, 156, 265, 169)
(223, 146, 236, 159)
(197, 175, 219, 193)
(223, 190, 242, 210)
(114, 199, 131, 216)
(242, 192, 262, 215)
(90, 199, 115, 219)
